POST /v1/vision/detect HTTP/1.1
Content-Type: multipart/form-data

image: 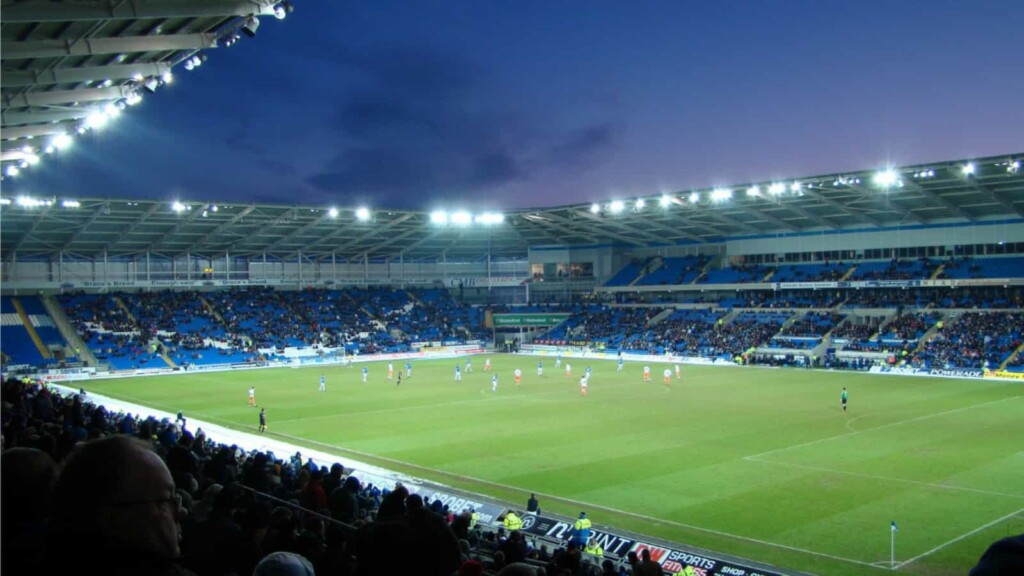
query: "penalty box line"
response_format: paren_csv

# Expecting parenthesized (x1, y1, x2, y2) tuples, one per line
(742, 457, 1024, 501)
(894, 507, 1024, 570)
(745, 396, 1020, 461)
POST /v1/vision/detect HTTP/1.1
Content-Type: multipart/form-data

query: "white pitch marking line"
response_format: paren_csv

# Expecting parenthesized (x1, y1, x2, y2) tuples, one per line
(278, 432, 880, 570)
(743, 457, 1024, 500)
(894, 507, 1024, 569)
(746, 396, 1020, 460)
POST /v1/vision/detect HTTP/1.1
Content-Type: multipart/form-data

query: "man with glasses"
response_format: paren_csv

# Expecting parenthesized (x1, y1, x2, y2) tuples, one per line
(46, 435, 194, 575)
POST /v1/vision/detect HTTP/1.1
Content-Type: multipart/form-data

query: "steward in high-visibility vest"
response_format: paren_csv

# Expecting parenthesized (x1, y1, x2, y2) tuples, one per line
(503, 510, 524, 531)
(584, 538, 603, 557)
(571, 512, 592, 546)
(469, 508, 480, 529)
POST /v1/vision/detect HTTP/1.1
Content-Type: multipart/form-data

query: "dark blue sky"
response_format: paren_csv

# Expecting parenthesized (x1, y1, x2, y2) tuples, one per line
(10, 0, 1023, 210)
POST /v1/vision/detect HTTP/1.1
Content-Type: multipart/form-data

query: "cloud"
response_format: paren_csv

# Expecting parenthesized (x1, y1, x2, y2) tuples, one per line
(544, 123, 620, 169)
(305, 46, 619, 208)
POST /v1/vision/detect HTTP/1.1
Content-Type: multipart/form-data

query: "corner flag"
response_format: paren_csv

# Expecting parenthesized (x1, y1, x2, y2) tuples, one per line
(891, 520, 899, 533)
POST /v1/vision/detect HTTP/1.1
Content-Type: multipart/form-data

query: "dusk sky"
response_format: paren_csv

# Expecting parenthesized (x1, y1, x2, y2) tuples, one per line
(8, 0, 1023, 211)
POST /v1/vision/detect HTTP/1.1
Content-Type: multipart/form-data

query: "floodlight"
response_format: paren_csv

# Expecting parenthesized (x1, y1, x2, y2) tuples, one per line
(162, 72, 174, 84)
(53, 134, 72, 151)
(688, 192, 699, 203)
(590, 203, 601, 213)
(143, 79, 159, 93)
(790, 182, 801, 193)
(273, 2, 294, 19)
(450, 211, 472, 225)
(962, 163, 975, 176)
(430, 210, 448, 224)
(241, 16, 260, 37)
(355, 207, 371, 221)
(873, 170, 898, 187)
(5, 166, 20, 177)
(746, 186, 760, 197)
(476, 212, 504, 225)
(328, 207, 339, 218)
(711, 188, 732, 202)
(62, 199, 81, 208)
(609, 200, 625, 213)
(634, 198, 646, 210)
(85, 111, 109, 130)
(659, 195, 672, 207)
(769, 183, 785, 195)
(171, 201, 187, 213)
(25, 153, 40, 166)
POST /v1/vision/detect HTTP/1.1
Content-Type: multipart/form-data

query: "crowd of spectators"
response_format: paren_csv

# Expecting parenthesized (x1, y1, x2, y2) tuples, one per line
(2, 378, 616, 576)
(879, 311, 942, 342)
(910, 312, 1024, 370)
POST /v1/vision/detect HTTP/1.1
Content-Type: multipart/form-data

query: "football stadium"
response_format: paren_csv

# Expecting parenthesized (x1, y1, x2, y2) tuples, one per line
(2, 4, 1023, 576)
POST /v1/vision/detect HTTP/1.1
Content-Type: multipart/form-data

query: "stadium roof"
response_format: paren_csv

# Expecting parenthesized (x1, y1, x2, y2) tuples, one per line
(1, 0, 291, 176)
(2, 153, 1022, 260)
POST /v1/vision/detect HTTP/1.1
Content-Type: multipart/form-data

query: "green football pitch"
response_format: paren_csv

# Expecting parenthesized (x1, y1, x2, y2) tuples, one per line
(79, 356, 1024, 576)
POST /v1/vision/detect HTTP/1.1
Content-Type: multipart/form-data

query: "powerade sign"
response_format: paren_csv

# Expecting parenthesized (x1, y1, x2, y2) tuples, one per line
(516, 513, 786, 576)
(492, 313, 571, 327)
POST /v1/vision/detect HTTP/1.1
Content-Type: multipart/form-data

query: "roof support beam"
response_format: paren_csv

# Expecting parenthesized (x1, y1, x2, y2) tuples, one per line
(901, 179, 974, 221)
(2, 1, 276, 23)
(1, 108, 90, 126)
(847, 183, 927, 224)
(798, 188, 878, 227)
(60, 203, 110, 251)
(192, 205, 256, 250)
(739, 203, 801, 232)
(103, 203, 163, 251)
(1, 62, 173, 88)
(325, 214, 417, 255)
(2, 34, 219, 61)
(3, 85, 136, 108)
(13, 204, 56, 252)
(0, 123, 72, 140)
(964, 179, 1024, 217)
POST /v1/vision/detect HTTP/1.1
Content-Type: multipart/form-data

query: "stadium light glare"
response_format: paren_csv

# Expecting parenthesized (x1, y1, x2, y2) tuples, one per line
(476, 212, 504, 225)
(746, 185, 760, 197)
(355, 207, 371, 221)
(609, 200, 625, 214)
(590, 203, 601, 214)
(25, 153, 41, 166)
(85, 111, 109, 130)
(790, 182, 801, 193)
(659, 195, 672, 208)
(0, 197, 11, 205)
(430, 210, 449, 224)
(688, 192, 699, 203)
(711, 188, 732, 202)
(16, 195, 52, 208)
(327, 207, 339, 218)
(1008, 160, 1020, 174)
(634, 198, 646, 210)
(768, 183, 785, 195)
(162, 72, 174, 84)
(450, 211, 472, 225)
(962, 163, 975, 176)
(171, 201, 187, 213)
(873, 170, 899, 188)
(6, 166, 20, 177)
